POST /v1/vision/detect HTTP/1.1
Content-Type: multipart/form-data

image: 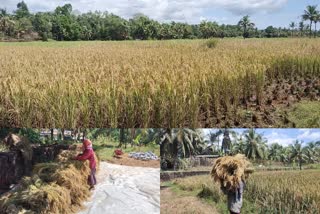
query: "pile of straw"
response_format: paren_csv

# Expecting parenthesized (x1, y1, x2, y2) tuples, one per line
(0, 146, 100, 214)
(210, 154, 253, 191)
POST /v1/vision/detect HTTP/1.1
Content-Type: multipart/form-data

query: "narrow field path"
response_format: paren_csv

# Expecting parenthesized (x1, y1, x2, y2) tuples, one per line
(160, 186, 219, 214)
(78, 162, 160, 214)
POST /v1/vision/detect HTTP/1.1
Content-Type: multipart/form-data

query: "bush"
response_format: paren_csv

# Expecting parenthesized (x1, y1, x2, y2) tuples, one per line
(204, 39, 219, 48)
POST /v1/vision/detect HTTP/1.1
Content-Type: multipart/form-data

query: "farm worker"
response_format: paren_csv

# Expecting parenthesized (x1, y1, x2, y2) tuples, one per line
(74, 139, 97, 190)
(221, 180, 245, 214)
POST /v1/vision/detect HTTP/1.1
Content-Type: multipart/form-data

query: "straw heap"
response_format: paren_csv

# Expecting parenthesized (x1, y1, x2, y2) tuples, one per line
(0, 144, 100, 214)
(210, 154, 253, 191)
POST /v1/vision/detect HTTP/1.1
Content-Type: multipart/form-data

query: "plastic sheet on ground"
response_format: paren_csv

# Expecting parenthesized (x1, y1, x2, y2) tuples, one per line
(78, 162, 160, 214)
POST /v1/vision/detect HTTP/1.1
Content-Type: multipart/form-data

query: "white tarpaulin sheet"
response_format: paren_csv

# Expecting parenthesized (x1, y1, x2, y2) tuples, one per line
(78, 162, 160, 214)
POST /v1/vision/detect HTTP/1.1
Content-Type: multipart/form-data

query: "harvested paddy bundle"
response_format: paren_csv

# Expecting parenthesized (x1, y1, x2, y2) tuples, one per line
(0, 177, 72, 214)
(210, 154, 253, 191)
(56, 149, 100, 170)
(56, 150, 79, 162)
(52, 163, 91, 207)
(0, 148, 100, 214)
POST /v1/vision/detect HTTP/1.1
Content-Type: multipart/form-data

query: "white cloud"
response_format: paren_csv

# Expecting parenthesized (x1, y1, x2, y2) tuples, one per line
(297, 129, 320, 142)
(0, 0, 288, 23)
(264, 131, 295, 146)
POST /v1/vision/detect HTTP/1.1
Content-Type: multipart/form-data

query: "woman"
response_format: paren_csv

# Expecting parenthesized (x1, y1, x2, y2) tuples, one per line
(74, 139, 97, 190)
(221, 180, 245, 214)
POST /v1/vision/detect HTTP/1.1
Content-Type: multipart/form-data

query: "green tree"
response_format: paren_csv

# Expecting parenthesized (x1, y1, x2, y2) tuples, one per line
(265, 26, 277, 38)
(0, 15, 16, 37)
(160, 129, 205, 170)
(243, 129, 267, 160)
(52, 4, 82, 41)
(33, 12, 52, 41)
(199, 21, 218, 38)
(303, 142, 317, 163)
(129, 14, 159, 40)
(210, 129, 237, 155)
(15, 17, 33, 38)
(15, 1, 30, 19)
(102, 14, 129, 40)
(158, 23, 173, 40)
(299, 21, 305, 36)
(232, 135, 246, 154)
(268, 143, 283, 161)
(289, 140, 304, 170)
(289, 21, 296, 36)
(302, 5, 318, 38)
(314, 13, 320, 37)
(171, 22, 193, 39)
(238, 15, 255, 38)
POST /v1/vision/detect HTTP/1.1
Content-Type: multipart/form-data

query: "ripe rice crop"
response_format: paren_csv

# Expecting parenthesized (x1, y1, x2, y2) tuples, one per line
(246, 170, 320, 213)
(0, 39, 319, 127)
(172, 169, 320, 213)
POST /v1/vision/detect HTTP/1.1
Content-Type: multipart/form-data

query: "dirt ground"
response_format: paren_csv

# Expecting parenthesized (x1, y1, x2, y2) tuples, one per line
(203, 77, 320, 127)
(106, 153, 160, 168)
(160, 186, 219, 214)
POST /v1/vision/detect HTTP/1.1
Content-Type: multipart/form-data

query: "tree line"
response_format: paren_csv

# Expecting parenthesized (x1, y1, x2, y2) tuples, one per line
(0, 1, 319, 41)
(159, 128, 320, 170)
(0, 128, 162, 148)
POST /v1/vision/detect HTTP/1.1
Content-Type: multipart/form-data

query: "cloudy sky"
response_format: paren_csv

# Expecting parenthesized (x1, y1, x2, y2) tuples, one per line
(0, 0, 319, 28)
(203, 129, 320, 146)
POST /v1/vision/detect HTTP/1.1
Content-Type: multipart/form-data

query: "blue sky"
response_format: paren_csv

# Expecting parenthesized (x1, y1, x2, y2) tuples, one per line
(1, 0, 319, 28)
(203, 129, 320, 146)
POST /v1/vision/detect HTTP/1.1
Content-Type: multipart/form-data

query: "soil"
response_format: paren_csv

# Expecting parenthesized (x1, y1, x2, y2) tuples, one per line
(161, 186, 219, 214)
(106, 153, 160, 168)
(204, 77, 320, 127)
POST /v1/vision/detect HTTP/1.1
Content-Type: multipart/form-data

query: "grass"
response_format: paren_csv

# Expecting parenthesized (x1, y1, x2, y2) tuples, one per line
(164, 170, 320, 213)
(164, 175, 257, 213)
(161, 181, 219, 214)
(92, 137, 160, 161)
(287, 101, 320, 128)
(0, 38, 319, 127)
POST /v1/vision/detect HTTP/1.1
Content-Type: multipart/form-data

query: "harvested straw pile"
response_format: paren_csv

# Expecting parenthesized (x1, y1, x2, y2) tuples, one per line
(0, 147, 100, 214)
(210, 154, 253, 191)
(56, 145, 100, 170)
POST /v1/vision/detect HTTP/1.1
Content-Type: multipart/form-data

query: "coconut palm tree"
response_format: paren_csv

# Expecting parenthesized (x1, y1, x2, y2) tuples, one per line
(209, 129, 237, 155)
(298, 21, 305, 36)
(289, 22, 296, 37)
(243, 129, 267, 160)
(159, 128, 205, 170)
(289, 140, 304, 170)
(268, 143, 284, 162)
(314, 13, 320, 37)
(232, 135, 246, 154)
(303, 142, 318, 163)
(238, 15, 255, 39)
(302, 5, 318, 38)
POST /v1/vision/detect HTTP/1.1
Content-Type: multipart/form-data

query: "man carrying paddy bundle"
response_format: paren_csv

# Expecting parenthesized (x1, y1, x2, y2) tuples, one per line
(74, 139, 97, 190)
(221, 178, 245, 214)
(210, 154, 253, 214)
